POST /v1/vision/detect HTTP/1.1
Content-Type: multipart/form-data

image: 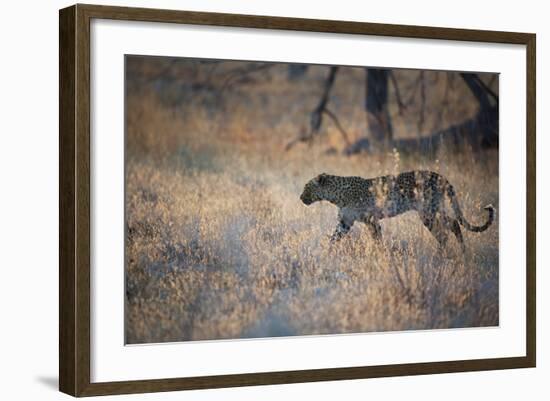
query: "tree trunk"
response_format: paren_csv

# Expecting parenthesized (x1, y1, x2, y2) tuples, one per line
(365, 69, 393, 148)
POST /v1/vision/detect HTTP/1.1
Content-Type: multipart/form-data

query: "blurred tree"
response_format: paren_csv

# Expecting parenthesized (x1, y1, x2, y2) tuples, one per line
(286, 66, 499, 156)
(287, 67, 394, 152)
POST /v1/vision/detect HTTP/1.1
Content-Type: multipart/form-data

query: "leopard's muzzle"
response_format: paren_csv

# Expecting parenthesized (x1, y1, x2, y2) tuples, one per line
(300, 193, 313, 205)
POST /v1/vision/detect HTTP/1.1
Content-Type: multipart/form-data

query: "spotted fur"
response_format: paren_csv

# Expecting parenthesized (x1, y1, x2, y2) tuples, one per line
(300, 171, 494, 251)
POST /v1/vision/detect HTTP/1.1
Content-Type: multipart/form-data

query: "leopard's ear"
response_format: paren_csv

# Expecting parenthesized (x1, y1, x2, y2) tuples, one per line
(317, 173, 328, 186)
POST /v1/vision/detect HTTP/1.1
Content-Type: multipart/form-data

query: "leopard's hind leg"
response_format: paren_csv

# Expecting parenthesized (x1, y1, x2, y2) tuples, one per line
(420, 180, 450, 250)
(420, 211, 449, 250)
(442, 214, 466, 253)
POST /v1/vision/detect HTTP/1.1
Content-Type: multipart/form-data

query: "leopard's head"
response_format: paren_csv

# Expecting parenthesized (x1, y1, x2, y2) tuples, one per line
(300, 173, 339, 205)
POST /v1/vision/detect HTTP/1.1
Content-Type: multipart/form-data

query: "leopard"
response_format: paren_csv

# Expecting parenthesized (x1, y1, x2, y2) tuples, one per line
(300, 170, 495, 252)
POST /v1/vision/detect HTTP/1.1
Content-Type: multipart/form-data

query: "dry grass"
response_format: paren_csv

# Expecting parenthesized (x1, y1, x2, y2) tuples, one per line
(125, 59, 498, 344)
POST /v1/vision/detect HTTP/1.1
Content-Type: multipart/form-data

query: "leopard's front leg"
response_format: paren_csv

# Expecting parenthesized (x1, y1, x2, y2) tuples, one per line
(361, 213, 383, 243)
(330, 211, 354, 242)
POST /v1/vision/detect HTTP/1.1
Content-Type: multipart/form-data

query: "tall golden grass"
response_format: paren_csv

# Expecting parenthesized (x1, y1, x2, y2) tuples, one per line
(125, 59, 498, 344)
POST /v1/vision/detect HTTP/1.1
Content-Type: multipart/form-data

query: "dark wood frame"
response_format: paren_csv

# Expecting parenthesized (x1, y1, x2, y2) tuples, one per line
(59, 3, 536, 397)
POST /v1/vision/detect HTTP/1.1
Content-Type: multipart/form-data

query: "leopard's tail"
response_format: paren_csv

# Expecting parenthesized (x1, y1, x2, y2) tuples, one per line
(446, 184, 495, 232)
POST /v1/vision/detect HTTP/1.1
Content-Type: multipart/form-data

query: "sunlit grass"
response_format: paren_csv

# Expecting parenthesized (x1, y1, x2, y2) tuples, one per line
(125, 143, 498, 344)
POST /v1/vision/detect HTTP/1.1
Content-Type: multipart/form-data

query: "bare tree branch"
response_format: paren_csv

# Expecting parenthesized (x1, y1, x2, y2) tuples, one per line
(389, 71, 407, 115)
(473, 74, 499, 104)
(310, 66, 339, 134)
(324, 108, 351, 147)
(286, 66, 340, 150)
(460, 73, 492, 109)
(405, 73, 423, 107)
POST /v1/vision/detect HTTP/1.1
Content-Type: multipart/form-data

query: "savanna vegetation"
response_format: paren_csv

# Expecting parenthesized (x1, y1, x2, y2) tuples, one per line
(125, 57, 498, 344)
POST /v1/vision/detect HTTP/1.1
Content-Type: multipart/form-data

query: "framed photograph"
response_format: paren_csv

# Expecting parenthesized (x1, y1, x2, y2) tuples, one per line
(59, 4, 536, 397)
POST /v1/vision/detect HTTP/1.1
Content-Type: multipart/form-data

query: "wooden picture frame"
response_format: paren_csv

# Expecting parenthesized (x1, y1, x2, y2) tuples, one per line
(59, 3, 536, 397)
